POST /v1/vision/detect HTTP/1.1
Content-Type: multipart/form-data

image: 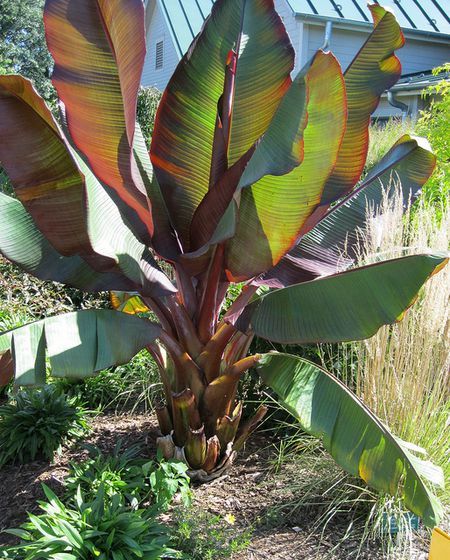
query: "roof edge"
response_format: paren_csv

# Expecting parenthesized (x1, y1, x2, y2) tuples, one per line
(294, 12, 450, 40)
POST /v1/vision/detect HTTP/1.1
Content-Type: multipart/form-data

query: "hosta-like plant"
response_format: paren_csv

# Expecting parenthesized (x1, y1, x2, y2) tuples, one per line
(0, 0, 447, 527)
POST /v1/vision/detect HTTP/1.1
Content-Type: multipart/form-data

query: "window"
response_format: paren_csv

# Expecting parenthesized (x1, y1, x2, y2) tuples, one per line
(155, 40, 164, 70)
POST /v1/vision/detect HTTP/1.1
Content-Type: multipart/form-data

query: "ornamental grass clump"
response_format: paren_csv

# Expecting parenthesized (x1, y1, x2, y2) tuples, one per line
(355, 193, 450, 497)
(0, 385, 89, 466)
(0, 0, 447, 529)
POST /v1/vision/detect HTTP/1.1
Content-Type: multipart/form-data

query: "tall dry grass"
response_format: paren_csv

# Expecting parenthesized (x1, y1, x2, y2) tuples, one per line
(365, 118, 416, 174)
(354, 188, 450, 498)
(302, 190, 450, 557)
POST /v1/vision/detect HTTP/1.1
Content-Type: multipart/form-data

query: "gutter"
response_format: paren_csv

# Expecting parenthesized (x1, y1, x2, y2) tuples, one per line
(294, 12, 450, 42)
(320, 21, 333, 50)
(387, 90, 409, 119)
(391, 82, 447, 92)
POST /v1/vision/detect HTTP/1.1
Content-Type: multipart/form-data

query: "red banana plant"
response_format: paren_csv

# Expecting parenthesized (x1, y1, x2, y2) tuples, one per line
(0, 0, 447, 527)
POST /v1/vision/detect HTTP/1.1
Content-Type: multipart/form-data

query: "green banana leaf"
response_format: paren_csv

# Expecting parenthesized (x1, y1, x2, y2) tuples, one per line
(321, 4, 404, 205)
(0, 310, 161, 387)
(0, 192, 134, 293)
(257, 352, 443, 528)
(262, 134, 436, 287)
(150, 0, 294, 248)
(240, 254, 448, 344)
(226, 50, 346, 281)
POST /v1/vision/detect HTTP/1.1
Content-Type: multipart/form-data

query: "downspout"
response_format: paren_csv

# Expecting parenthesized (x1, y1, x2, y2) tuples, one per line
(321, 21, 333, 50)
(387, 90, 409, 121)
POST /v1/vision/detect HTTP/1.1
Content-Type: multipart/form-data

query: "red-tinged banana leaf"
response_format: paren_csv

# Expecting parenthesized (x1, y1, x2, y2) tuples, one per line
(179, 201, 239, 277)
(69, 149, 176, 298)
(110, 291, 149, 315)
(0, 351, 13, 388)
(0, 75, 171, 297)
(238, 254, 448, 343)
(225, 51, 346, 281)
(261, 134, 436, 288)
(0, 310, 161, 387)
(257, 353, 443, 528)
(44, 0, 153, 243)
(0, 192, 136, 293)
(189, 144, 257, 251)
(133, 124, 180, 261)
(320, 4, 404, 205)
(0, 75, 106, 261)
(150, 0, 294, 249)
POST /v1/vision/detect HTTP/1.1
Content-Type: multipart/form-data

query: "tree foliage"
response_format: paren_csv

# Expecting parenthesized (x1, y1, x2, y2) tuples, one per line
(416, 64, 450, 209)
(0, 0, 55, 102)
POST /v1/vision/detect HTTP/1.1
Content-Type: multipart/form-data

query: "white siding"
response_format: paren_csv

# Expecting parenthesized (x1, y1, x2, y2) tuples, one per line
(142, 1, 180, 91)
(373, 94, 419, 119)
(274, 0, 302, 73)
(306, 22, 450, 75)
(400, 39, 450, 74)
(307, 24, 367, 71)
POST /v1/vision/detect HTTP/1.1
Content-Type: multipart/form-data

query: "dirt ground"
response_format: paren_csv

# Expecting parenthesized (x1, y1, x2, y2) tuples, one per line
(0, 413, 432, 559)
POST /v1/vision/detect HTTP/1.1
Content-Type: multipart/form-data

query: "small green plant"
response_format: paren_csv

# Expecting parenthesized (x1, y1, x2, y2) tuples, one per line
(366, 117, 415, 174)
(66, 444, 191, 510)
(0, 385, 89, 467)
(65, 442, 147, 504)
(147, 455, 192, 511)
(0, 484, 180, 560)
(171, 507, 252, 560)
(136, 86, 162, 147)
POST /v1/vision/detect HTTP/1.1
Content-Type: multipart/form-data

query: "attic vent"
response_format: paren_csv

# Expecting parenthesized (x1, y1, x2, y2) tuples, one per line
(155, 40, 164, 70)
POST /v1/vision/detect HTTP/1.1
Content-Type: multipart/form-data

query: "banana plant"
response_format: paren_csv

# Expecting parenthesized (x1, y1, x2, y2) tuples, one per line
(0, 0, 447, 527)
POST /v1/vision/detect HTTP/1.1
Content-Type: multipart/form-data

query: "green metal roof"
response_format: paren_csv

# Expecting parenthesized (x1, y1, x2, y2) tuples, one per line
(158, 0, 214, 57)
(286, 1, 450, 35)
(157, 0, 449, 60)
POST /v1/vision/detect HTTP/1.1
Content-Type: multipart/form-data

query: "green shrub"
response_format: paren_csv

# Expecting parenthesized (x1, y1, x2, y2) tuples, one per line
(66, 444, 191, 510)
(147, 455, 191, 511)
(416, 64, 450, 209)
(365, 117, 415, 174)
(0, 484, 180, 560)
(136, 86, 162, 147)
(65, 443, 146, 504)
(0, 386, 89, 467)
(0, 256, 109, 320)
(171, 507, 252, 560)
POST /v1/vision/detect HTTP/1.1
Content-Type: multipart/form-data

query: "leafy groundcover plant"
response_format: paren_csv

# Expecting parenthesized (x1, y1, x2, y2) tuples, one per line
(0, 0, 447, 528)
(65, 443, 191, 509)
(0, 484, 180, 560)
(0, 385, 88, 466)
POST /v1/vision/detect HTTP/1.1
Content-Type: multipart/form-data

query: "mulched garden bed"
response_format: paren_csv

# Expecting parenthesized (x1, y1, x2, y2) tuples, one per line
(0, 413, 431, 559)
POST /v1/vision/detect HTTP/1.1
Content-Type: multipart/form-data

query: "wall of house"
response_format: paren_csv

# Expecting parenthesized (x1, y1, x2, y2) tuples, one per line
(306, 22, 449, 75)
(399, 39, 450, 74)
(274, 0, 302, 73)
(142, 1, 180, 91)
(306, 24, 366, 71)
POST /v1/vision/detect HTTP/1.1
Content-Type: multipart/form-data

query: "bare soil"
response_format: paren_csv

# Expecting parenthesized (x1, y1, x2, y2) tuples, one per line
(0, 413, 431, 559)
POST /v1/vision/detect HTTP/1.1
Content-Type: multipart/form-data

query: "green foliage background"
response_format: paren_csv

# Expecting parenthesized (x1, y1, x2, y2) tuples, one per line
(0, 0, 55, 102)
(416, 64, 450, 209)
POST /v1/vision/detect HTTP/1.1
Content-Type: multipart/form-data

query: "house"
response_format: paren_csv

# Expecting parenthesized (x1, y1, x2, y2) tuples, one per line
(142, 0, 450, 119)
